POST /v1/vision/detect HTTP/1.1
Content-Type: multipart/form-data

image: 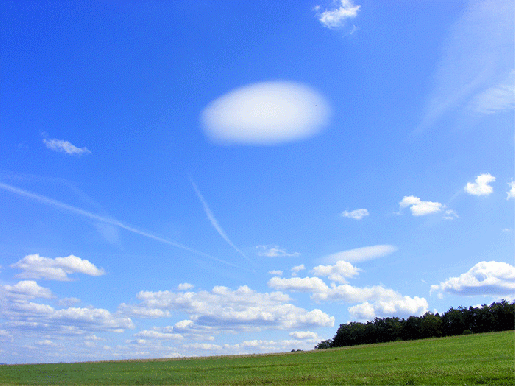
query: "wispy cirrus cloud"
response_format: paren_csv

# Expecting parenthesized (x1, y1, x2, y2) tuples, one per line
(190, 180, 249, 264)
(0, 182, 238, 269)
(416, 0, 514, 133)
(43, 138, 91, 155)
(314, 0, 360, 30)
(465, 173, 495, 196)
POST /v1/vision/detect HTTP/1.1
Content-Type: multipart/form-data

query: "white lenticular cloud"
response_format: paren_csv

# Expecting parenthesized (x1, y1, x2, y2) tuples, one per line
(342, 208, 369, 220)
(465, 173, 495, 195)
(201, 81, 330, 145)
(43, 139, 91, 155)
(399, 195, 443, 216)
(11, 254, 105, 281)
(315, 0, 360, 29)
(322, 245, 398, 264)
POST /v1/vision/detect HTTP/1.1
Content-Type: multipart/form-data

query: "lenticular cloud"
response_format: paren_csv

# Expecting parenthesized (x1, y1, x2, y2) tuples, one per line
(201, 81, 331, 144)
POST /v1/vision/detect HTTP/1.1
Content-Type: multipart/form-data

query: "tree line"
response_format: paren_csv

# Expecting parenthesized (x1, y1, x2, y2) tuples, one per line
(315, 300, 515, 349)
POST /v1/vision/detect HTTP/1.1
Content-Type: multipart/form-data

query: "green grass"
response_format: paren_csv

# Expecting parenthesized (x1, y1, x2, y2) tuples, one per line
(1, 331, 513, 385)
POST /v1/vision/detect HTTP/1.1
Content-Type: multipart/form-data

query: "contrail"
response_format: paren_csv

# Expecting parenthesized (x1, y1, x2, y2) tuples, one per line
(190, 179, 251, 264)
(0, 182, 241, 269)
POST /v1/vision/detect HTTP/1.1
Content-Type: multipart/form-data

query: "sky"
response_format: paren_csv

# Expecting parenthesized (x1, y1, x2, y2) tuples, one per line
(0, 0, 513, 364)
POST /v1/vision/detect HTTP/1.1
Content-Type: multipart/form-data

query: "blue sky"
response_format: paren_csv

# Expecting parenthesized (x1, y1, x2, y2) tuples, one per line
(0, 0, 513, 363)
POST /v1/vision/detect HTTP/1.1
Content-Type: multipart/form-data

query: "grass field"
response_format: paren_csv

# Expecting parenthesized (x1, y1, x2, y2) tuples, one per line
(0, 331, 513, 385)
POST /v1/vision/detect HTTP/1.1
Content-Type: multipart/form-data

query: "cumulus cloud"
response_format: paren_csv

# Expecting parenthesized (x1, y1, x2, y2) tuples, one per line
(315, 0, 360, 29)
(321, 245, 397, 264)
(256, 245, 300, 258)
(465, 173, 495, 195)
(268, 276, 328, 293)
(3, 280, 53, 299)
(43, 139, 91, 155)
(506, 181, 515, 200)
(348, 297, 429, 321)
(11, 254, 105, 281)
(430, 261, 515, 297)
(289, 331, 319, 341)
(123, 285, 334, 331)
(399, 195, 443, 216)
(201, 81, 330, 145)
(312, 261, 360, 283)
(342, 208, 369, 220)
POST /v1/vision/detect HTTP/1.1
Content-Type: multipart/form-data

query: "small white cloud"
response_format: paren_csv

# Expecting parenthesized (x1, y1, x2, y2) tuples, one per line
(289, 331, 319, 341)
(312, 261, 360, 283)
(3, 280, 53, 299)
(201, 81, 330, 145)
(430, 261, 515, 297)
(268, 276, 328, 293)
(507, 181, 515, 200)
(11, 254, 105, 281)
(465, 173, 495, 195)
(399, 195, 443, 216)
(58, 297, 81, 307)
(291, 264, 306, 276)
(177, 283, 194, 291)
(257, 246, 300, 258)
(322, 245, 397, 264)
(342, 208, 369, 220)
(443, 209, 459, 220)
(268, 270, 283, 276)
(43, 139, 91, 155)
(315, 0, 360, 29)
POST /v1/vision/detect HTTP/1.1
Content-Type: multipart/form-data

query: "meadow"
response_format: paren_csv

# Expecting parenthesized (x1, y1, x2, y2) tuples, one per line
(0, 331, 513, 385)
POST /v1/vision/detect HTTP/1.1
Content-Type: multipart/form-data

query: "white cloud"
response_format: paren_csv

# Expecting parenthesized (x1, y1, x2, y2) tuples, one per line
(201, 81, 330, 145)
(348, 297, 429, 322)
(268, 276, 329, 293)
(289, 331, 319, 341)
(417, 0, 514, 132)
(443, 209, 459, 220)
(291, 264, 305, 276)
(312, 261, 360, 283)
(315, 0, 360, 29)
(342, 208, 369, 220)
(11, 254, 105, 281)
(507, 181, 515, 200)
(268, 270, 283, 276)
(469, 70, 515, 114)
(191, 180, 248, 262)
(43, 139, 91, 155)
(430, 261, 515, 297)
(177, 283, 194, 291)
(465, 173, 495, 195)
(256, 245, 300, 258)
(124, 285, 334, 331)
(3, 280, 53, 299)
(399, 195, 443, 216)
(322, 245, 397, 264)
(134, 330, 183, 341)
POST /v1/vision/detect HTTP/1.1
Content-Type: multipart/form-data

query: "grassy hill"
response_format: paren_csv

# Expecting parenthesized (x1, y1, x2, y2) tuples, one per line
(0, 331, 513, 385)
